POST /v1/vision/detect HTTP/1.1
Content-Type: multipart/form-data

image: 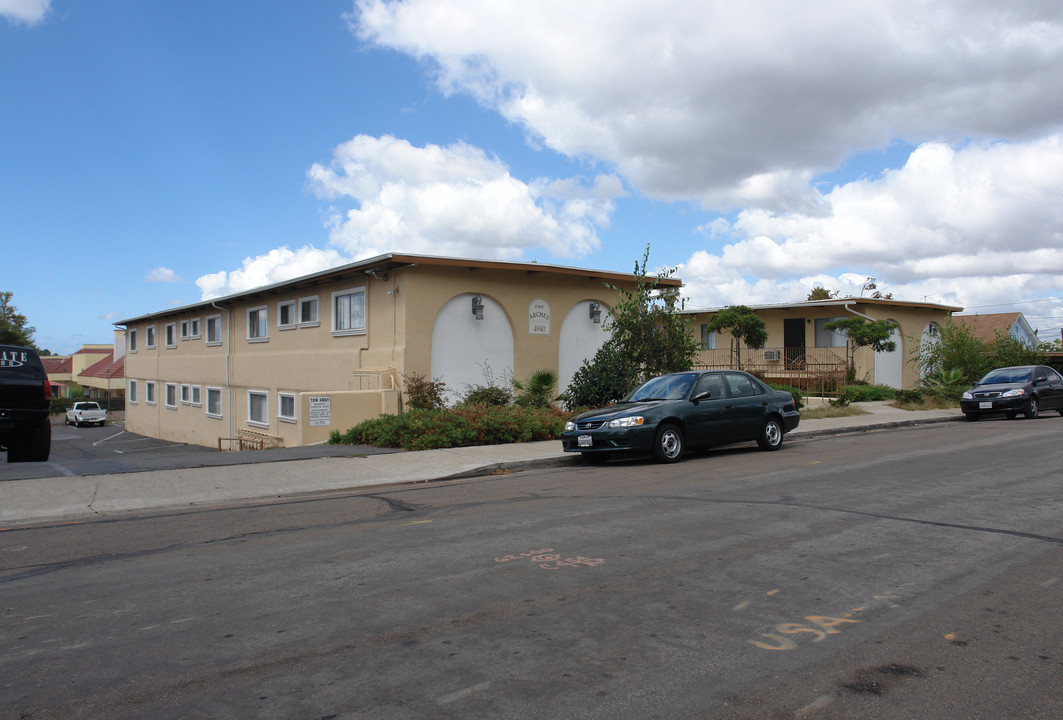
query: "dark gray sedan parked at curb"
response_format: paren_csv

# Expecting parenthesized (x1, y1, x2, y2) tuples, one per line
(960, 365, 1063, 421)
(561, 370, 800, 464)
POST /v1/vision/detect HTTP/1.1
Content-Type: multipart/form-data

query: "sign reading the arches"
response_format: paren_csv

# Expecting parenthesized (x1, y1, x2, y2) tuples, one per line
(528, 299, 551, 335)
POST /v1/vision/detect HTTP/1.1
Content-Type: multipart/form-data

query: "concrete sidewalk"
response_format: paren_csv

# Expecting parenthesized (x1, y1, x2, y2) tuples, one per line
(0, 403, 963, 526)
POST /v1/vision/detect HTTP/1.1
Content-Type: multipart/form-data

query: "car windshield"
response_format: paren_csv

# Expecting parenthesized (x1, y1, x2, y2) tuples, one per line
(979, 368, 1032, 384)
(627, 375, 696, 402)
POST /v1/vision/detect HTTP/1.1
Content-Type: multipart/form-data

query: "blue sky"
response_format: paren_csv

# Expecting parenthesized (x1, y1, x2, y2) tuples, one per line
(4, 0, 1063, 354)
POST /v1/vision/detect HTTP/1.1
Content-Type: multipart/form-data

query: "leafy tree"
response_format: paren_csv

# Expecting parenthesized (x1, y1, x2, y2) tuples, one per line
(807, 286, 837, 301)
(915, 318, 988, 385)
(0, 291, 36, 347)
(561, 246, 699, 409)
(602, 246, 701, 382)
(823, 317, 898, 375)
(987, 331, 1044, 370)
(561, 337, 639, 410)
(705, 305, 767, 369)
(859, 276, 893, 299)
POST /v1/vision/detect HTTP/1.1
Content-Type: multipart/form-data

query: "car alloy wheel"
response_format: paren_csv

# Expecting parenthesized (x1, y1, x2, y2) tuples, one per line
(653, 423, 684, 463)
(757, 417, 784, 450)
(1024, 397, 1039, 419)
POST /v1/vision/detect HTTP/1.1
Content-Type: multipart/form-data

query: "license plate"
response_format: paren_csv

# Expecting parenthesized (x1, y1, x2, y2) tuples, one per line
(979, 401, 993, 409)
(578, 435, 593, 448)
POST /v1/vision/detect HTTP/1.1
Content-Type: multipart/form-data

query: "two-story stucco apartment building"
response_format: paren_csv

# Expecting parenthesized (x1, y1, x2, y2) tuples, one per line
(117, 253, 679, 449)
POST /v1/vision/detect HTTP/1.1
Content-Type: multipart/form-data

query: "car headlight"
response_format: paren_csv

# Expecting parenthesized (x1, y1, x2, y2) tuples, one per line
(565, 421, 576, 431)
(1002, 388, 1026, 397)
(962, 391, 973, 400)
(609, 416, 644, 428)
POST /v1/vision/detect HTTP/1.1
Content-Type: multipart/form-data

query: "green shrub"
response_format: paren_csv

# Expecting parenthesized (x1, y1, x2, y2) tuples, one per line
(461, 383, 512, 407)
(560, 339, 638, 411)
(330, 405, 572, 450)
(841, 384, 896, 402)
(513, 369, 558, 409)
(403, 372, 447, 410)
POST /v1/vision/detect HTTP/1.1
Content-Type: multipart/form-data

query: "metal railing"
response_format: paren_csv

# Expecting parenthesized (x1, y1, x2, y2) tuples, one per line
(694, 346, 848, 394)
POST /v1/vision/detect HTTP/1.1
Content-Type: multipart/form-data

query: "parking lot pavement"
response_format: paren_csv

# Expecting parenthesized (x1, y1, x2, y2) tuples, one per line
(0, 420, 398, 482)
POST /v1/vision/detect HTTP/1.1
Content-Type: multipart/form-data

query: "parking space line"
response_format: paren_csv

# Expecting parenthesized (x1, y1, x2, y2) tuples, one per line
(94, 428, 128, 447)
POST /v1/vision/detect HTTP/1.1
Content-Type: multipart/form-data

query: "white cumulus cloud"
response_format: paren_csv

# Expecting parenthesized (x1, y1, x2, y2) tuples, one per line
(352, 0, 1063, 212)
(145, 267, 182, 284)
(195, 246, 348, 300)
(0, 0, 50, 25)
(307, 134, 619, 260)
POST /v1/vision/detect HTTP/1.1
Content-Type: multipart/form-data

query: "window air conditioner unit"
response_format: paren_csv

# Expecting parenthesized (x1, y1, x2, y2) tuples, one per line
(763, 349, 781, 361)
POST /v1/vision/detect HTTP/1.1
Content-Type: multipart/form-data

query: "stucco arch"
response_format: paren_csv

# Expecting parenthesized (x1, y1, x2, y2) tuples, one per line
(430, 293, 514, 405)
(874, 319, 903, 388)
(558, 299, 611, 395)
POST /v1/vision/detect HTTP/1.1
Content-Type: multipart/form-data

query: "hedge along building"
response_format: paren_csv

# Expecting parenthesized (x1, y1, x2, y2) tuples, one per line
(683, 297, 962, 392)
(116, 253, 680, 449)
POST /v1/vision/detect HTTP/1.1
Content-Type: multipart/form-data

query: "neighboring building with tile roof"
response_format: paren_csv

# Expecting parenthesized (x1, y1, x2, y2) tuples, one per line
(42, 331, 127, 404)
(954, 312, 1038, 347)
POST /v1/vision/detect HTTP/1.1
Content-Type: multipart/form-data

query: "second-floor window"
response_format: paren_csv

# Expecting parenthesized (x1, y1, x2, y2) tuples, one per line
(206, 315, 222, 345)
(248, 307, 268, 341)
(332, 288, 366, 336)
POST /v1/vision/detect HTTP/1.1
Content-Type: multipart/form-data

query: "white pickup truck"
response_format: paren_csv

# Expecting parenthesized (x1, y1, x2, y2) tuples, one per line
(66, 401, 108, 427)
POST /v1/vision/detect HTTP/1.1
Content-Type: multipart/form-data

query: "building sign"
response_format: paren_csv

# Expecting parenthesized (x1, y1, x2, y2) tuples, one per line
(528, 299, 551, 335)
(308, 396, 331, 426)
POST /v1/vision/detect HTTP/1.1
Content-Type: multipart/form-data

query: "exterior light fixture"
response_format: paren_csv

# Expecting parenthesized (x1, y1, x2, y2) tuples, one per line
(472, 295, 485, 320)
(589, 301, 602, 324)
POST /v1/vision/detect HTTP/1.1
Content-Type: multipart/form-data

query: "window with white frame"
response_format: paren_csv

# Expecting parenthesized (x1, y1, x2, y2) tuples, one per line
(206, 314, 222, 345)
(146, 325, 156, 349)
(206, 387, 223, 418)
(248, 391, 269, 427)
(146, 381, 156, 405)
(190, 385, 201, 406)
(181, 318, 201, 340)
(180, 384, 201, 406)
(299, 296, 319, 327)
(331, 287, 366, 336)
(248, 306, 268, 341)
(278, 393, 297, 423)
(165, 322, 177, 348)
(165, 383, 178, 409)
(278, 300, 296, 329)
(129, 329, 138, 353)
(128, 379, 137, 404)
(699, 324, 717, 350)
(814, 317, 848, 348)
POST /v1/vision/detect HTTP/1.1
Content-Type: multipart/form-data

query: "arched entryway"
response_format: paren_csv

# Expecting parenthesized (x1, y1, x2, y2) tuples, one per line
(431, 293, 514, 405)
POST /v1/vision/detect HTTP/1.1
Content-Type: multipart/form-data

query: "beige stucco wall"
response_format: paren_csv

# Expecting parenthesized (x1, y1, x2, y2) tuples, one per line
(687, 302, 953, 389)
(122, 261, 638, 448)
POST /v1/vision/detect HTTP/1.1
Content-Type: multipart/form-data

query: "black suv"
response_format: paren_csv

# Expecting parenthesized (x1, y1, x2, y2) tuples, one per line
(0, 344, 52, 462)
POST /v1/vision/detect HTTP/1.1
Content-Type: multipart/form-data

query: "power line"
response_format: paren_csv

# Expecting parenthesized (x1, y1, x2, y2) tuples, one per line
(965, 295, 1063, 308)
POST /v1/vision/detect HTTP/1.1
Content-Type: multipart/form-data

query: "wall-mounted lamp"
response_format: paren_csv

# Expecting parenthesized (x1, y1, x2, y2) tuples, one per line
(472, 295, 485, 320)
(589, 301, 602, 324)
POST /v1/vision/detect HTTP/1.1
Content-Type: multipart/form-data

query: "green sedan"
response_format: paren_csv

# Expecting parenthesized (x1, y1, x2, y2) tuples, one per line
(561, 370, 800, 464)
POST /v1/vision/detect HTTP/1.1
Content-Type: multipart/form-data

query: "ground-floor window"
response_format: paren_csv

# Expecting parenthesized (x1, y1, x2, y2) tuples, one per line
(128, 380, 137, 404)
(146, 381, 156, 405)
(206, 387, 223, 418)
(248, 391, 269, 427)
(165, 383, 178, 409)
(278, 393, 297, 423)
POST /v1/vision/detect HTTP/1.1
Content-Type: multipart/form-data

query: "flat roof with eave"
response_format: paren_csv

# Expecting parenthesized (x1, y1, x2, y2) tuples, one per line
(115, 252, 683, 326)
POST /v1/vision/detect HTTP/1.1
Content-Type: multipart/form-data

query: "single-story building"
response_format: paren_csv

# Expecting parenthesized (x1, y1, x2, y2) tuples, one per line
(954, 312, 1039, 347)
(116, 253, 679, 449)
(683, 297, 963, 391)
